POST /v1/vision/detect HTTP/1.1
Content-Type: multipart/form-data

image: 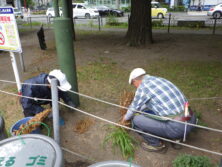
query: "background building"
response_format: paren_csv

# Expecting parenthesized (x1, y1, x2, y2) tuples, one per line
(86, 0, 130, 8)
(0, 0, 14, 6)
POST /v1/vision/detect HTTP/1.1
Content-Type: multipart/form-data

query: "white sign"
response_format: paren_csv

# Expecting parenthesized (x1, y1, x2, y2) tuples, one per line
(0, 7, 22, 53)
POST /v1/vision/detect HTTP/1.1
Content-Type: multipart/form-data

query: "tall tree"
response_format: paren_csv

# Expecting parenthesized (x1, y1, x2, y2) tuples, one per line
(126, 0, 153, 46)
(21, 0, 34, 8)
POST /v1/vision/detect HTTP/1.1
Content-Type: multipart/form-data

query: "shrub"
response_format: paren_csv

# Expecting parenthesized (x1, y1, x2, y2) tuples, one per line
(152, 20, 164, 27)
(173, 154, 214, 167)
(177, 21, 205, 28)
(121, 6, 131, 12)
(106, 15, 120, 26)
(21, 22, 43, 26)
(168, 5, 186, 12)
(32, 11, 46, 15)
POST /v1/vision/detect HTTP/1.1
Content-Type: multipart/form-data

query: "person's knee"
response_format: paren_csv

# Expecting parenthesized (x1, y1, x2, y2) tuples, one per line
(132, 116, 138, 126)
(132, 115, 144, 129)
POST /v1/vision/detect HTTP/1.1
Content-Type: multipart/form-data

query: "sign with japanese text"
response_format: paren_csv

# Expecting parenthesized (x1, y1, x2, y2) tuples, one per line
(0, 7, 22, 53)
(0, 138, 59, 167)
(0, 156, 48, 166)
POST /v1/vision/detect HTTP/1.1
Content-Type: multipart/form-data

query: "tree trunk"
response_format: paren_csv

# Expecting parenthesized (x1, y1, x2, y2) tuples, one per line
(126, 0, 153, 46)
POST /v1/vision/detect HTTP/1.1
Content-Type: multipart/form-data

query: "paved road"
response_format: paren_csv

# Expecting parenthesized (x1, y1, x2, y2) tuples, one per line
(19, 12, 222, 26)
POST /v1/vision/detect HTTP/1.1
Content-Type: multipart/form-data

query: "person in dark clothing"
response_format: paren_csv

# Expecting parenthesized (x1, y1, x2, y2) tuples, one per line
(20, 69, 75, 117)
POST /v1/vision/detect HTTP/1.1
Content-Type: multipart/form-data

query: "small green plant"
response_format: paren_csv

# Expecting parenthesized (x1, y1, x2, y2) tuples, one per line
(88, 20, 94, 28)
(192, 109, 208, 127)
(173, 154, 214, 167)
(103, 126, 137, 158)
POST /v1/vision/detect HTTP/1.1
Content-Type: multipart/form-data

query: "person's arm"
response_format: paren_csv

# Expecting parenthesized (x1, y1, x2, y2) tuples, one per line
(21, 85, 44, 114)
(59, 91, 76, 108)
(124, 110, 134, 121)
(124, 87, 151, 121)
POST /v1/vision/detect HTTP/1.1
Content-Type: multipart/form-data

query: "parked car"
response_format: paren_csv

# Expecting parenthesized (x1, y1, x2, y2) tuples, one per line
(151, 2, 167, 18)
(46, 7, 63, 17)
(207, 3, 222, 18)
(72, 3, 99, 19)
(93, 5, 109, 16)
(92, 6, 124, 17)
(13, 8, 24, 19)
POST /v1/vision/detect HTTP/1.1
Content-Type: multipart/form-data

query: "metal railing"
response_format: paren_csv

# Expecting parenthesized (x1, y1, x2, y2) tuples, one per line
(16, 14, 222, 35)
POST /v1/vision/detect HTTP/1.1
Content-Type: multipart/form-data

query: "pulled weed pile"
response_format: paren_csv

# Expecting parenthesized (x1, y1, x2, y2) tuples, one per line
(13, 109, 51, 135)
(74, 118, 94, 134)
(119, 90, 134, 116)
(119, 91, 134, 127)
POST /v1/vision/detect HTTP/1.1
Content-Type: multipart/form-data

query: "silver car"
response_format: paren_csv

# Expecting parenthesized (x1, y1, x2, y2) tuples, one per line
(207, 3, 222, 18)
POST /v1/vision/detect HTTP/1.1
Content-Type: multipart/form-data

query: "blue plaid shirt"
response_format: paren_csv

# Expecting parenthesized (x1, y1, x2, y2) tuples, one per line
(125, 75, 187, 120)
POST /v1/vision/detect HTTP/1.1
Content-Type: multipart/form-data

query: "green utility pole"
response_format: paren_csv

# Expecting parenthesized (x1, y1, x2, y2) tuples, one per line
(53, 0, 80, 106)
(61, 0, 75, 40)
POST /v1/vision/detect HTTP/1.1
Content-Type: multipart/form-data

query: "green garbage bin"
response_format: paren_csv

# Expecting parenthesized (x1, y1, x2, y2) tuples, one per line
(89, 160, 141, 167)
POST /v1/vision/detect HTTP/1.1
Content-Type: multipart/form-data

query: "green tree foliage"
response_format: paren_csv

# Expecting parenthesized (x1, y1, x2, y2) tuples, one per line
(21, 0, 35, 8)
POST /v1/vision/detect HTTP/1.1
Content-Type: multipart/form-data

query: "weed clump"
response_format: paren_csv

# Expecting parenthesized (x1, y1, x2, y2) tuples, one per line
(173, 154, 214, 167)
(103, 126, 137, 158)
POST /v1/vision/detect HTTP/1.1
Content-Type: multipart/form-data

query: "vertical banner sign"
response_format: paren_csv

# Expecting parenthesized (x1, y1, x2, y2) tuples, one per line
(0, 7, 22, 53)
(0, 7, 22, 92)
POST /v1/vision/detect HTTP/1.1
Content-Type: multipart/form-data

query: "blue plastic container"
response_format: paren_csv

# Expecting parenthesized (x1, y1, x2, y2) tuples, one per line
(10, 117, 41, 136)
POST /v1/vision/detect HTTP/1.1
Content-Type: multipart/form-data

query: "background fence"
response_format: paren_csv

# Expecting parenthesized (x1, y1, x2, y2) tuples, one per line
(16, 14, 222, 35)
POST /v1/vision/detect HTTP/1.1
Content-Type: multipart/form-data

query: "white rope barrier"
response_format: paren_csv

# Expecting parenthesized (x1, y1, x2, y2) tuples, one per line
(59, 101, 222, 157)
(189, 97, 222, 100)
(0, 80, 222, 156)
(0, 79, 222, 133)
(0, 89, 51, 102)
(0, 79, 49, 86)
(1, 79, 222, 100)
(67, 90, 222, 134)
(61, 147, 96, 163)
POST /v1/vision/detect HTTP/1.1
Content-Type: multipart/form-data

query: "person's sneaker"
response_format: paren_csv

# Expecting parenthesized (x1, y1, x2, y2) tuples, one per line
(171, 140, 182, 150)
(141, 142, 167, 153)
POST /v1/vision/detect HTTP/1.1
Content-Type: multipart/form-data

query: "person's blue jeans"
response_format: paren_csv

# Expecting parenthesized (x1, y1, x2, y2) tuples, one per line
(132, 113, 196, 146)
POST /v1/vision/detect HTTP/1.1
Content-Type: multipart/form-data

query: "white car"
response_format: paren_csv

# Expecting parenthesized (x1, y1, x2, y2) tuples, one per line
(46, 7, 63, 17)
(207, 3, 222, 18)
(72, 3, 99, 19)
(13, 8, 24, 19)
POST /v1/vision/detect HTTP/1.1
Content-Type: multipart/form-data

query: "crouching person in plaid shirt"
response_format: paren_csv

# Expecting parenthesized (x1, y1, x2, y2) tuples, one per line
(121, 68, 196, 153)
